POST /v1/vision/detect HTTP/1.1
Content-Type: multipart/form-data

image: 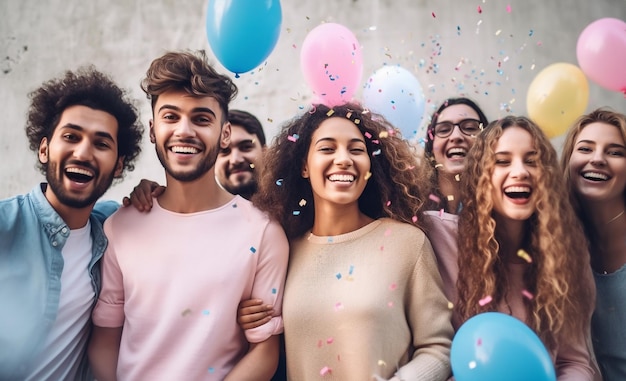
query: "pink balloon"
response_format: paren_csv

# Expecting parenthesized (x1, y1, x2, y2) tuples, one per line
(300, 23, 363, 107)
(577, 18, 626, 94)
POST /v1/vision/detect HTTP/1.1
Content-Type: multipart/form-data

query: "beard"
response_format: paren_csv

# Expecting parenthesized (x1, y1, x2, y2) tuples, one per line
(222, 176, 258, 200)
(155, 140, 221, 182)
(45, 160, 115, 209)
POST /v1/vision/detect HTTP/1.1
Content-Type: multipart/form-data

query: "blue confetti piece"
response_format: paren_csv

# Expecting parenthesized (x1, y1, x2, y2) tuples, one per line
(327, 237, 334, 243)
(275, 179, 283, 186)
(232, 203, 237, 208)
(336, 273, 342, 280)
(208, 367, 215, 373)
(349, 265, 355, 275)
(293, 210, 301, 216)
(250, 247, 257, 254)
(202, 309, 210, 315)
(272, 288, 277, 294)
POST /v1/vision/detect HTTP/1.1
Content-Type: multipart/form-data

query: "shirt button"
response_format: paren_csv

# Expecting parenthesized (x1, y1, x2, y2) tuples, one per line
(62, 227, 68, 234)
(52, 241, 58, 247)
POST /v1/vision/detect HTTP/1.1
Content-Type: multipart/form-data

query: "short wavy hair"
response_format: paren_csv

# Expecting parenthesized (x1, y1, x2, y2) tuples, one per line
(141, 50, 237, 123)
(456, 115, 593, 352)
(229, 109, 266, 147)
(422, 97, 489, 211)
(252, 102, 433, 240)
(26, 66, 143, 176)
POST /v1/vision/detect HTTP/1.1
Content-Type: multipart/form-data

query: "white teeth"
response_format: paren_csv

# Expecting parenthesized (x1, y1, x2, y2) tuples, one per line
(328, 174, 355, 182)
(447, 147, 467, 156)
(171, 146, 199, 154)
(505, 186, 531, 193)
(582, 172, 608, 181)
(66, 167, 93, 177)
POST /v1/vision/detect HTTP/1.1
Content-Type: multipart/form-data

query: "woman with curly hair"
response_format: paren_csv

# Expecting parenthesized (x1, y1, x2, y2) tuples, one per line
(243, 102, 454, 380)
(456, 115, 596, 380)
(561, 108, 626, 380)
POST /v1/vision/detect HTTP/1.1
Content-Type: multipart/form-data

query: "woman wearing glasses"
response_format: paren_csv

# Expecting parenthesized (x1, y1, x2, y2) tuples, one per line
(421, 98, 489, 302)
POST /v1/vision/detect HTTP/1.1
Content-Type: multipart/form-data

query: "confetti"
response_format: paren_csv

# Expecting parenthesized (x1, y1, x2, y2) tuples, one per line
(388, 301, 394, 307)
(447, 195, 455, 201)
(372, 149, 382, 156)
(326, 337, 334, 344)
(477, 5, 482, 13)
(522, 289, 534, 300)
(379, 131, 389, 138)
(386, 200, 391, 206)
(412, 215, 418, 223)
(378, 360, 387, 367)
(447, 301, 454, 309)
(336, 273, 342, 280)
(287, 134, 300, 142)
(272, 288, 277, 294)
(384, 228, 392, 237)
(208, 367, 215, 373)
(517, 249, 532, 263)
(299, 199, 307, 207)
(455, 174, 461, 181)
(250, 246, 257, 254)
(364, 132, 372, 139)
(334, 302, 344, 311)
(429, 194, 441, 203)
(320, 366, 332, 376)
(292, 210, 301, 216)
(506, 4, 512, 12)
(182, 308, 192, 317)
(478, 295, 493, 306)
(364, 171, 372, 180)
(202, 309, 210, 315)
(275, 179, 283, 186)
(326, 110, 335, 117)
(431, 12, 436, 18)
(389, 283, 397, 290)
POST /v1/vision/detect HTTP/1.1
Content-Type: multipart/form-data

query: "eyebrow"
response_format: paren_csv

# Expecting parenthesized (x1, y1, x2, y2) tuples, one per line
(61, 124, 115, 141)
(157, 104, 217, 118)
(576, 139, 626, 149)
(314, 137, 366, 145)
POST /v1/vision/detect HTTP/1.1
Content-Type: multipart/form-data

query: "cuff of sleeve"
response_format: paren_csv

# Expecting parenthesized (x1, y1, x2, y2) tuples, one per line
(245, 315, 284, 344)
(92, 301, 125, 328)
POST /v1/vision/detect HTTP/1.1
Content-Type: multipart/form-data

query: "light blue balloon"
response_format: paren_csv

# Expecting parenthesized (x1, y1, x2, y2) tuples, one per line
(451, 312, 557, 381)
(206, 0, 282, 75)
(362, 65, 425, 139)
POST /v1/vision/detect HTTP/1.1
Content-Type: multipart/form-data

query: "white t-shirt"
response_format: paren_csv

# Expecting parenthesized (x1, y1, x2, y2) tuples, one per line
(27, 221, 95, 380)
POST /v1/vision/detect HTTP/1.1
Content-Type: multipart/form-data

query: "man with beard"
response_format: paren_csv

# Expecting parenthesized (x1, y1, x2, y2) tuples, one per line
(0, 67, 143, 380)
(88, 50, 288, 381)
(215, 109, 266, 200)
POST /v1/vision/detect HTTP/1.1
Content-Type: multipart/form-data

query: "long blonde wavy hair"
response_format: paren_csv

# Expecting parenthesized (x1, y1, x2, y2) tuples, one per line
(456, 116, 593, 352)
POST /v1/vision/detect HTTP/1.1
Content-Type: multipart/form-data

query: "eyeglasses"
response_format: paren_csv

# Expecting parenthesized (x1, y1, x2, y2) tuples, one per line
(433, 119, 483, 138)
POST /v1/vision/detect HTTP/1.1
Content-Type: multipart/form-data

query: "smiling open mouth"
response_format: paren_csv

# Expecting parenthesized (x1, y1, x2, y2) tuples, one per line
(504, 186, 531, 199)
(446, 147, 467, 158)
(328, 174, 355, 182)
(65, 167, 94, 183)
(582, 171, 609, 181)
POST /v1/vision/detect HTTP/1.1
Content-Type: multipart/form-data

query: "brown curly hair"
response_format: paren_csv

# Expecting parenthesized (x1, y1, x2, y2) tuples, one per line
(26, 66, 143, 176)
(141, 50, 237, 123)
(456, 115, 593, 352)
(252, 102, 433, 240)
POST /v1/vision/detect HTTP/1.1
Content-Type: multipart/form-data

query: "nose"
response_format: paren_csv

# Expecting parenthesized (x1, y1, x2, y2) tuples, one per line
(448, 125, 464, 142)
(229, 149, 245, 165)
(174, 118, 196, 137)
(334, 147, 353, 167)
(589, 150, 607, 166)
(73, 139, 94, 161)
(510, 159, 529, 179)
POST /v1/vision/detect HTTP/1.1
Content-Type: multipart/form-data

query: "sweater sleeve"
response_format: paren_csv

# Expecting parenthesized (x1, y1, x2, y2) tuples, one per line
(395, 232, 454, 381)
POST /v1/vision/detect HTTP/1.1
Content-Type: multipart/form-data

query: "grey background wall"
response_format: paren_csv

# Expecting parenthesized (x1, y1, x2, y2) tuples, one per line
(2, 0, 625, 201)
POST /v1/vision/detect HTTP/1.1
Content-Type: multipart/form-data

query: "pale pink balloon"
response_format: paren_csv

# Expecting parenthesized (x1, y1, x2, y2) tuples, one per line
(300, 23, 363, 107)
(577, 18, 626, 94)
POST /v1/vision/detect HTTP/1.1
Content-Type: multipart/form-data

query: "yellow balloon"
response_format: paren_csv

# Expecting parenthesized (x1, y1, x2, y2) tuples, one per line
(526, 63, 589, 138)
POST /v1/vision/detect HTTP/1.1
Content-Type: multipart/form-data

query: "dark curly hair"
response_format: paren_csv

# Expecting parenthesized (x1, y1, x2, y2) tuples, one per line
(252, 102, 433, 240)
(26, 65, 144, 176)
(141, 50, 237, 123)
(423, 97, 489, 211)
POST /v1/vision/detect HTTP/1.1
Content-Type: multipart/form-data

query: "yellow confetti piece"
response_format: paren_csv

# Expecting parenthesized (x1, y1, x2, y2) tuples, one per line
(346, 112, 352, 118)
(364, 171, 372, 180)
(249, 163, 255, 169)
(434, 163, 444, 169)
(379, 131, 389, 138)
(326, 110, 335, 117)
(354, 118, 360, 124)
(455, 174, 461, 181)
(378, 360, 387, 367)
(517, 249, 532, 263)
(495, 29, 502, 36)
(447, 195, 454, 201)
(447, 301, 454, 310)
(299, 199, 307, 207)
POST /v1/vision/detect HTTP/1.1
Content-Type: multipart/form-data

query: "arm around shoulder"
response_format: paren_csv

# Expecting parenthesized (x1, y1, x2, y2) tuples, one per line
(88, 325, 123, 381)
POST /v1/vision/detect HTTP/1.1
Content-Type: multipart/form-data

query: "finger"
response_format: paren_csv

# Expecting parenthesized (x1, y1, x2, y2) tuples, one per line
(239, 299, 265, 308)
(240, 304, 273, 316)
(152, 186, 166, 198)
(122, 196, 131, 207)
(241, 315, 273, 330)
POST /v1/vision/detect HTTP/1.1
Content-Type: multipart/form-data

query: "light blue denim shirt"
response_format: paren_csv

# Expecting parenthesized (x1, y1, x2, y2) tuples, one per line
(0, 183, 118, 380)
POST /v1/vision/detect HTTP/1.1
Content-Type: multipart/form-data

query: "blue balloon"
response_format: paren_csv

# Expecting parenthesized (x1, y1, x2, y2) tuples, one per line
(451, 312, 556, 381)
(362, 65, 425, 139)
(206, 0, 282, 75)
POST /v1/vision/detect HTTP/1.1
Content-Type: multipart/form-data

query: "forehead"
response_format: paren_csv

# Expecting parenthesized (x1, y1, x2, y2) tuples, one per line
(56, 105, 119, 138)
(437, 104, 480, 122)
(230, 124, 259, 144)
(577, 122, 625, 144)
(154, 89, 223, 117)
(495, 126, 534, 151)
(312, 117, 364, 141)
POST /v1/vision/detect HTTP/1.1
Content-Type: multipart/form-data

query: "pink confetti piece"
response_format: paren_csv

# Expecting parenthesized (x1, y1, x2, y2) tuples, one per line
(429, 194, 441, 203)
(384, 228, 392, 236)
(522, 289, 534, 300)
(386, 200, 391, 206)
(439, 208, 444, 217)
(477, 338, 482, 346)
(477, 5, 482, 13)
(431, 11, 436, 18)
(334, 302, 344, 311)
(320, 366, 332, 376)
(326, 337, 334, 344)
(389, 283, 397, 290)
(479, 295, 493, 306)
(388, 301, 394, 307)
(364, 132, 372, 138)
(412, 215, 418, 223)
(287, 134, 299, 142)
(506, 4, 511, 13)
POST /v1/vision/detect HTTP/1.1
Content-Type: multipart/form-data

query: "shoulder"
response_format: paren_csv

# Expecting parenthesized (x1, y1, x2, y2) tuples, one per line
(92, 200, 121, 224)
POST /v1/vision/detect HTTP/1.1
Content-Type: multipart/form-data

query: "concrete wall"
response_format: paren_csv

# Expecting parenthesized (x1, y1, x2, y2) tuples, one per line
(1, 0, 625, 201)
